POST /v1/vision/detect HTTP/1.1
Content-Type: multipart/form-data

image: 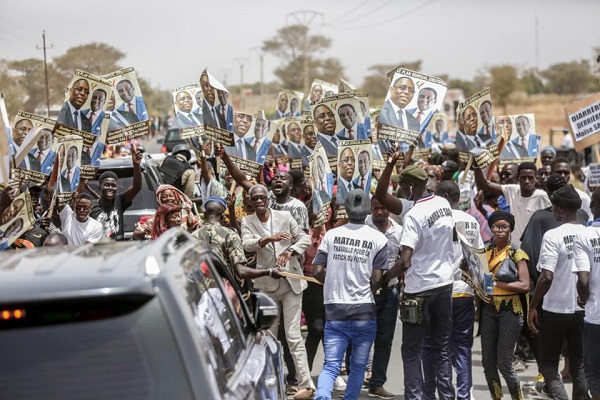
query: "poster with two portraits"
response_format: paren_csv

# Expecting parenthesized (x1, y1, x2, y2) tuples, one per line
(377, 68, 448, 156)
(456, 88, 539, 168)
(273, 89, 304, 120)
(0, 190, 35, 250)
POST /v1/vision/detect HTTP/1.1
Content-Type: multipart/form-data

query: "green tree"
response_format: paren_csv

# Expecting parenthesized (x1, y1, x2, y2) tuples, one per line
(360, 62, 422, 104)
(447, 79, 476, 99)
(138, 77, 171, 117)
(520, 69, 544, 95)
(8, 58, 64, 114)
(540, 60, 600, 95)
(262, 25, 344, 91)
(489, 65, 520, 114)
(53, 43, 125, 80)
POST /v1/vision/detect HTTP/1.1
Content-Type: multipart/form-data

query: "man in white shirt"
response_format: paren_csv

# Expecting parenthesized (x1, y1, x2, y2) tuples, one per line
(58, 193, 104, 245)
(528, 184, 588, 399)
(475, 161, 551, 246)
(422, 181, 483, 400)
(381, 167, 456, 400)
(574, 188, 600, 400)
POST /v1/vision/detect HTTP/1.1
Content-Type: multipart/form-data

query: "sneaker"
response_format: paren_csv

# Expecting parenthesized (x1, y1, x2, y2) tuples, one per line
(524, 373, 544, 388)
(368, 386, 396, 399)
(293, 387, 315, 400)
(512, 359, 528, 372)
(530, 381, 552, 399)
(333, 376, 347, 391)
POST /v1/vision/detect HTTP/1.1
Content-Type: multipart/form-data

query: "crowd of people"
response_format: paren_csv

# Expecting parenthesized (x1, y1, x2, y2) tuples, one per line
(2, 124, 600, 400)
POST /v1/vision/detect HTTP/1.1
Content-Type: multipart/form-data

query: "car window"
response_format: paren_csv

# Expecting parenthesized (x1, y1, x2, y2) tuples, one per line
(181, 250, 247, 394)
(166, 130, 181, 141)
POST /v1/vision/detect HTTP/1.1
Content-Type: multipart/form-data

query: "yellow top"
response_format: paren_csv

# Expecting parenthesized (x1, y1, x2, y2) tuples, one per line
(486, 244, 529, 315)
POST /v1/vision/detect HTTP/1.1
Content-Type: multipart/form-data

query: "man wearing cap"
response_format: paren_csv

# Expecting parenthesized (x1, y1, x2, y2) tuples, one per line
(158, 144, 195, 199)
(379, 157, 456, 399)
(313, 189, 388, 400)
(474, 161, 551, 247)
(440, 160, 459, 182)
(528, 184, 588, 399)
(241, 184, 314, 400)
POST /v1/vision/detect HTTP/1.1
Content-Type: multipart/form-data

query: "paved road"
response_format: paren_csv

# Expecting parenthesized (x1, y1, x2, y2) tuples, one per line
(305, 320, 571, 399)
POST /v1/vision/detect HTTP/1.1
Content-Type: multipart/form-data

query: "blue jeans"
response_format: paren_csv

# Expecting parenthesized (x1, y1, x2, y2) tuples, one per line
(403, 284, 454, 400)
(369, 286, 399, 389)
(450, 296, 475, 400)
(315, 319, 376, 400)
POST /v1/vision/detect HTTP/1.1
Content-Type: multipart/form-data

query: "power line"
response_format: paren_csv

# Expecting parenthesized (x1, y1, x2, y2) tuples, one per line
(333, 0, 435, 30)
(326, 0, 395, 27)
(329, 0, 372, 24)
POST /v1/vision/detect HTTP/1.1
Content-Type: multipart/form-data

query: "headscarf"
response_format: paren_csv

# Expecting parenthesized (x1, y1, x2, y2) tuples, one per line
(488, 210, 515, 232)
(150, 203, 181, 240)
(156, 184, 193, 210)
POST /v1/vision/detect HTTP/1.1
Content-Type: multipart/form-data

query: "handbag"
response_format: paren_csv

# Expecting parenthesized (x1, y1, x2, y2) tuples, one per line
(494, 246, 518, 283)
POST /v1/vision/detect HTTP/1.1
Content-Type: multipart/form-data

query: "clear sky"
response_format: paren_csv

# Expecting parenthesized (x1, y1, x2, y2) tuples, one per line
(1, 0, 599, 91)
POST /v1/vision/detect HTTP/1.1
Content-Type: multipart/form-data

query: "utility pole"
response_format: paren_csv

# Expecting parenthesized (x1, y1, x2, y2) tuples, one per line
(286, 11, 323, 95)
(233, 57, 248, 87)
(36, 30, 53, 117)
(250, 47, 265, 96)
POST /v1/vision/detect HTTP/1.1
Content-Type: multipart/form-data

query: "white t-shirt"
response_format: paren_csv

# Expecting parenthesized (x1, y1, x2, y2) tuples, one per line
(573, 222, 600, 324)
(501, 184, 551, 247)
(537, 223, 585, 314)
(575, 187, 592, 221)
(366, 215, 403, 286)
(401, 194, 455, 293)
(317, 223, 388, 320)
(452, 209, 484, 296)
(60, 205, 104, 245)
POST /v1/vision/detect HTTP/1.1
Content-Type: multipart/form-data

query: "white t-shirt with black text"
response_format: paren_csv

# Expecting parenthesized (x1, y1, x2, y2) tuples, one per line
(537, 223, 585, 314)
(401, 194, 455, 294)
(573, 222, 600, 324)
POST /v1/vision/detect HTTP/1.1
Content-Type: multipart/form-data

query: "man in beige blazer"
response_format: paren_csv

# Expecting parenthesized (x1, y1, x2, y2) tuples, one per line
(241, 184, 314, 399)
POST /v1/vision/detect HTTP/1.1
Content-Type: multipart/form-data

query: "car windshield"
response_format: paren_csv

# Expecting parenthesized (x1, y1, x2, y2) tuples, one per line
(0, 296, 196, 398)
(166, 130, 181, 141)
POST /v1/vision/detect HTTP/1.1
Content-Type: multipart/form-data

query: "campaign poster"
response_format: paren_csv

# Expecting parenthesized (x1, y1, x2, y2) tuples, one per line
(422, 112, 453, 152)
(172, 83, 205, 139)
(496, 113, 539, 164)
(282, 117, 304, 169)
(456, 89, 499, 168)
(311, 93, 367, 170)
(0, 190, 35, 251)
(0, 93, 10, 185)
(378, 68, 447, 147)
(587, 163, 600, 190)
(223, 111, 266, 178)
(199, 69, 234, 132)
(246, 113, 275, 165)
(299, 116, 316, 170)
(338, 78, 357, 94)
(565, 93, 600, 151)
(303, 79, 338, 111)
(336, 139, 372, 205)
(309, 142, 334, 225)
(457, 230, 491, 304)
(273, 89, 304, 120)
(268, 123, 288, 165)
(102, 67, 149, 144)
(9, 111, 42, 171)
(52, 135, 83, 196)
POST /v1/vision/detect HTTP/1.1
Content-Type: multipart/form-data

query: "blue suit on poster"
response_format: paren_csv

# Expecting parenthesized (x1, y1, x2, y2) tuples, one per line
(117, 96, 148, 121)
(61, 166, 81, 192)
(312, 173, 334, 214)
(29, 149, 56, 175)
(216, 104, 234, 132)
(477, 125, 497, 144)
(84, 109, 105, 135)
(336, 123, 368, 140)
(246, 138, 272, 164)
(407, 107, 435, 133)
(379, 100, 420, 131)
(511, 135, 539, 157)
(353, 172, 372, 193)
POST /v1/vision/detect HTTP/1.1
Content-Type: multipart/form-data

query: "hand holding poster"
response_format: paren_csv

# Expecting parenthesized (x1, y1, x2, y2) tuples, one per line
(457, 230, 492, 304)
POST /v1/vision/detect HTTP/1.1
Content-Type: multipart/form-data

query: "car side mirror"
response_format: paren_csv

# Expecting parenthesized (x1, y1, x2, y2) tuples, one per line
(157, 138, 164, 144)
(252, 291, 278, 331)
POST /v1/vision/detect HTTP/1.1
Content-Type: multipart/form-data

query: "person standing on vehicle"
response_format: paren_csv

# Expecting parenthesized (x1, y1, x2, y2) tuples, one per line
(158, 144, 196, 200)
(90, 147, 142, 240)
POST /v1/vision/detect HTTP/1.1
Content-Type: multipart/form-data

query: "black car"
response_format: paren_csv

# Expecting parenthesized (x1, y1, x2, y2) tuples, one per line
(0, 230, 285, 400)
(87, 154, 164, 239)
(157, 128, 185, 154)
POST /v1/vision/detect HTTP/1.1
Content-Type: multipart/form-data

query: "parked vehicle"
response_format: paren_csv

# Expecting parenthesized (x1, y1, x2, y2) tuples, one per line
(157, 128, 186, 154)
(0, 230, 285, 399)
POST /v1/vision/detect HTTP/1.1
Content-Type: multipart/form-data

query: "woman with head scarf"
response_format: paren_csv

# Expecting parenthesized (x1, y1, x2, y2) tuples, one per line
(149, 203, 181, 240)
(480, 210, 530, 399)
(133, 184, 199, 239)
